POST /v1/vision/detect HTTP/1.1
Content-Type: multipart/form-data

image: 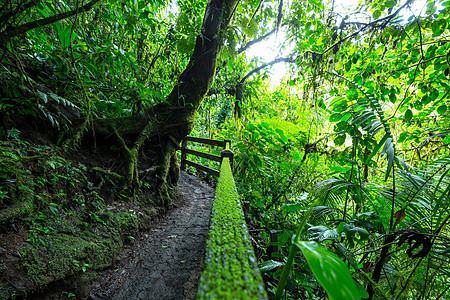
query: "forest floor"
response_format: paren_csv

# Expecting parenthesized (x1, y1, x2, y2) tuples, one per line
(86, 171, 215, 300)
(1, 136, 217, 299)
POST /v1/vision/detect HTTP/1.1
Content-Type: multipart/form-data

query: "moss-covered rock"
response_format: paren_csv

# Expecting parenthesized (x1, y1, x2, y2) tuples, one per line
(197, 157, 267, 299)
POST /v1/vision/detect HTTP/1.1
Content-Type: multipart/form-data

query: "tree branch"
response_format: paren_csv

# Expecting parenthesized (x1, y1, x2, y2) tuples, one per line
(0, 0, 40, 31)
(247, 0, 263, 27)
(320, 0, 414, 57)
(276, 0, 283, 30)
(240, 55, 297, 83)
(0, 0, 100, 43)
(237, 27, 278, 53)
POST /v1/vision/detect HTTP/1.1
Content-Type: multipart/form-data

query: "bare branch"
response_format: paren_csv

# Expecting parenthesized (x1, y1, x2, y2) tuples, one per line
(321, 0, 414, 57)
(276, 0, 283, 30)
(247, 0, 263, 27)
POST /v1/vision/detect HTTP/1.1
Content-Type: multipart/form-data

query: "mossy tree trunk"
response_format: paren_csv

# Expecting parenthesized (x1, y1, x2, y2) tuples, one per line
(78, 0, 237, 206)
(148, 0, 238, 206)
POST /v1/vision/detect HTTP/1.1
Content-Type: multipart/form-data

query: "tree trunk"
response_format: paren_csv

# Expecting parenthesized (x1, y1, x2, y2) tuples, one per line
(150, 0, 238, 205)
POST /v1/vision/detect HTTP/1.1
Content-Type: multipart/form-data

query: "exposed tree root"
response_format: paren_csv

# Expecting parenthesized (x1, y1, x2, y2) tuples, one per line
(153, 138, 180, 207)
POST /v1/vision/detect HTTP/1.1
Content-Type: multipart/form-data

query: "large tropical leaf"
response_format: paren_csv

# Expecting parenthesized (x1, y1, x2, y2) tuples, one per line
(295, 241, 361, 300)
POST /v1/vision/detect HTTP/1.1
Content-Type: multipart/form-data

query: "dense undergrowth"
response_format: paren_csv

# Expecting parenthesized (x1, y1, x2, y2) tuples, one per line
(189, 1, 450, 298)
(0, 137, 158, 298)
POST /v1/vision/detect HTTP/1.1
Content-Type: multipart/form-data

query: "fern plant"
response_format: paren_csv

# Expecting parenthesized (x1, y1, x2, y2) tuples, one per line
(305, 156, 450, 299)
(273, 70, 450, 299)
(327, 71, 398, 181)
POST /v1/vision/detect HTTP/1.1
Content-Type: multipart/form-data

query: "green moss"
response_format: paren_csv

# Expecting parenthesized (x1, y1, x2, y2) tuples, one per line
(7, 208, 153, 296)
(197, 157, 267, 299)
(0, 145, 20, 179)
(104, 210, 140, 237)
(18, 231, 121, 285)
(0, 140, 160, 297)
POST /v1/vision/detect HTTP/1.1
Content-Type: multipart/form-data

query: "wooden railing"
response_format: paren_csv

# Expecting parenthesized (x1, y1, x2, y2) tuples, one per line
(180, 137, 233, 177)
(181, 137, 267, 298)
(196, 141, 267, 299)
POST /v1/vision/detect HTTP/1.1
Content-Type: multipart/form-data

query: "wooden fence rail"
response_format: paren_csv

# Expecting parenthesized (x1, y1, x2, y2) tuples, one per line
(180, 136, 233, 177)
(183, 136, 267, 298)
(197, 151, 267, 299)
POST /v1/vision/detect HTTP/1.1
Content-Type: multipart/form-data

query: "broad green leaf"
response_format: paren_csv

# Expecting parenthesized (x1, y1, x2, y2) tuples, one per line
(341, 112, 352, 122)
(389, 90, 396, 103)
(364, 133, 388, 165)
(426, 1, 437, 15)
(260, 121, 270, 129)
(338, 222, 369, 247)
(334, 135, 346, 146)
(398, 132, 408, 143)
(345, 61, 352, 72)
(296, 241, 360, 300)
(404, 109, 413, 122)
(386, 0, 396, 8)
(246, 123, 256, 130)
(373, 10, 382, 19)
(395, 155, 411, 172)
(437, 105, 447, 115)
(275, 128, 289, 143)
(308, 226, 339, 242)
(381, 137, 395, 181)
(253, 190, 262, 199)
(283, 203, 304, 212)
(330, 113, 341, 122)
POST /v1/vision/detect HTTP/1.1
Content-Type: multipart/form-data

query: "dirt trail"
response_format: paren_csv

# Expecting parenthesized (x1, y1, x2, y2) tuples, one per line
(89, 171, 215, 300)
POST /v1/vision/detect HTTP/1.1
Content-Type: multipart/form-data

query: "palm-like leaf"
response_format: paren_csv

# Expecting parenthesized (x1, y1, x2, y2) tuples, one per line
(327, 71, 397, 181)
(379, 157, 450, 296)
(311, 178, 373, 213)
(310, 156, 450, 297)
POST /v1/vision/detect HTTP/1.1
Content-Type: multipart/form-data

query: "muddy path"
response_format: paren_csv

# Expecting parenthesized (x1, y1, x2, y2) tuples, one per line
(89, 171, 215, 300)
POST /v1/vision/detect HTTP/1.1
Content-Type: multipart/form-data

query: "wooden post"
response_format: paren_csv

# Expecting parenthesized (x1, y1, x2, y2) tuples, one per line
(222, 139, 233, 170)
(180, 139, 188, 171)
(224, 139, 231, 150)
(267, 230, 278, 258)
(180, 137, 232, 176)
(220, 149, 234, 169)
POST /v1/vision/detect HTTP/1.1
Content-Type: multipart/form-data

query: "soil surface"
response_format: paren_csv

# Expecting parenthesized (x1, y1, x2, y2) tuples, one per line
(89, 171, 215, 300)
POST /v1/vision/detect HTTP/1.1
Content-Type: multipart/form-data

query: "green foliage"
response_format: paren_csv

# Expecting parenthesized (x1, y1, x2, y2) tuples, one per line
(0, 0, 185, 133)
(1, 0, 450, 298)
(296, 241, 360, 300)
(196, 0, 450, 299)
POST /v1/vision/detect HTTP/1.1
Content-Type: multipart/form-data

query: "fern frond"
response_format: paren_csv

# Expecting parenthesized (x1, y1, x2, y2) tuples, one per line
(311, 178, 374, 217)
(329, 71, 392, 137)
(38, 104, 60, 129)
(327, 71, 397, 180)
(309, 205, 343, 224)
